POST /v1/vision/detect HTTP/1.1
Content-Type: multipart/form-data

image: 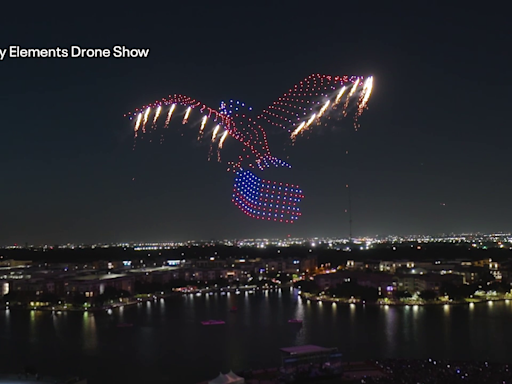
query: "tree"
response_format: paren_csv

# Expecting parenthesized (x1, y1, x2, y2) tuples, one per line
(420, 290, 437, 301)
(329, 283, 380, 302)
(2, 291, 19, 302)
(394, 290, 412, 299)
(294, 280, 320, 294)
(442, 283, 477, 300)
(39, 292, 60, 304)
(209, 278, 229, 288)
(488, 281, 509, 294)
(359, 286, 380, 302)
(70, 292, 86, 306)
(134, 281, 163, 294)
(165, 279, 189, 289)
(479, 269, 495, 285)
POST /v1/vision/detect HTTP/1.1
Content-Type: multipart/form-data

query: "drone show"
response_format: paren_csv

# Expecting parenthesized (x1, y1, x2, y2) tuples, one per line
(125, 74, 373, 223)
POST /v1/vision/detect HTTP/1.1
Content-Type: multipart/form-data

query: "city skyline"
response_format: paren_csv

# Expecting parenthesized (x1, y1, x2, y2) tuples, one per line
(2, 231, 511, 250)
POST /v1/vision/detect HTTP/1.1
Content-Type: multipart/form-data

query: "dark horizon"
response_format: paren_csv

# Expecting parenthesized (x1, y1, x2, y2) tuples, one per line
(1, 3, 510, 244)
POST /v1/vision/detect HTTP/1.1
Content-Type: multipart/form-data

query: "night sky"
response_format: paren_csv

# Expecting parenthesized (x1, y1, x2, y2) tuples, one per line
(1, 3, 510, 244)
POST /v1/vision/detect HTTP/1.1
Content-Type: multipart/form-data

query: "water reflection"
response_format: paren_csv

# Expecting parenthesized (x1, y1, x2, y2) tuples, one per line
(2, 293, 512, 384)
(383, 306, 397, 356)
(349, 303, 356, 326)
(159, 298, 166, 315)
(293, 295, 304, 320)
(29, 310, 37, 343)
(82, 311, 98, 352)
(293, 295, 306, 345)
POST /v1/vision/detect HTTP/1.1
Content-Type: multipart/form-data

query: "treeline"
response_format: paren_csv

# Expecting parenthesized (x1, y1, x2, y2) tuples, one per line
(294, 280, 511, 302)
(133, 277, 279, 294)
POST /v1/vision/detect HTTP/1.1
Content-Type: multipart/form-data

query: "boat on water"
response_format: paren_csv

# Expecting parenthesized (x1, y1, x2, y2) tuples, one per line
(288, 319, 303, 324)
(201, 320, 226, 325)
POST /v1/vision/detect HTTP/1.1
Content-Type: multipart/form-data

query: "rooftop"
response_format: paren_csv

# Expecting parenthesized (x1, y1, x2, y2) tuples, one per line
(128, 266, 179, 273)
(280, 345, 334, 355)
(71, 273, 128, 281)
(0, 374, 85, 384)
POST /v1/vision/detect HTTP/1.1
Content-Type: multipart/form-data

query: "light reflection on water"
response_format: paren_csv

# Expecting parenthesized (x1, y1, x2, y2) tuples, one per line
(383, 305, 397, 356)
(82, 311, 98, 352)
(1, 290, 512, 384)
(294, 295, 306, 345)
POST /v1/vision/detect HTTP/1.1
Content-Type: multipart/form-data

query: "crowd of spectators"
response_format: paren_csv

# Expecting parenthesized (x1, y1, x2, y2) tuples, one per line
(361, 359, 512, 384)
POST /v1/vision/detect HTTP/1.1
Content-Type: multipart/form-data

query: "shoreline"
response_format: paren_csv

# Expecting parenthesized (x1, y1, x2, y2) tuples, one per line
(0, 293, 177, 313)
(299, 292, 512, 306)
(2, 288, 510, 312)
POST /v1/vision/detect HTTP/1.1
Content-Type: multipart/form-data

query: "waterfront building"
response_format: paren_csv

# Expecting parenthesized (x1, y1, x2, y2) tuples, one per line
(66, 274, 134, 297)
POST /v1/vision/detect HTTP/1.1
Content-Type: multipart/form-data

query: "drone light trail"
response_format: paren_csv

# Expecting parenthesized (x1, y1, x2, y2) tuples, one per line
(182, 107, 192, 124)
(153, 105, 162, 124)
(198, 115, 207, 138)
(164, 104, 176, 128)
(134, 113, 142, 136)
(291, 121, 306, 139)
(304, 113, 316, 130)
(360, 76, 373, 109)
(142, 107, 151, 132)
(317, 100, 331, 120)
(348, 78, 360, 97)
(211, 124, 220, 141)
(333, 86, 346, 108)
(218, 130, 229, 148)
(341, 78, 361, 117)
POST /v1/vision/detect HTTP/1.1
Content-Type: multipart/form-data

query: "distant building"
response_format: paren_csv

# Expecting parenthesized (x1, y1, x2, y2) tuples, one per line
(314, 271, 397, 293)
(346, 260, 364, 270)
(0, 259, 32, 268)
(396, 274, 463, 292)
(379, 260, 415, 273)
(66, 274, 134, 297)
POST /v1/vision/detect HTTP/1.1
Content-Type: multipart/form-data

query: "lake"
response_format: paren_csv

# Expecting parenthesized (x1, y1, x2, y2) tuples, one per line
(1, 288, 511, 383)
